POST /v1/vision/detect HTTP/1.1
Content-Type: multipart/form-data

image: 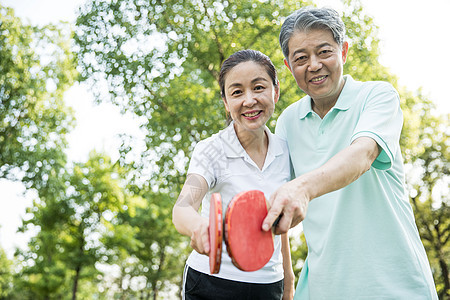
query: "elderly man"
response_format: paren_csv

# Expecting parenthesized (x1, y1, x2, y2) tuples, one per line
(263, 7, 437, 299)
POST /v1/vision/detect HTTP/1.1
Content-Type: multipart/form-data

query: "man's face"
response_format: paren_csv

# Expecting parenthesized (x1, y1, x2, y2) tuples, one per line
(285, 29, 348, 105)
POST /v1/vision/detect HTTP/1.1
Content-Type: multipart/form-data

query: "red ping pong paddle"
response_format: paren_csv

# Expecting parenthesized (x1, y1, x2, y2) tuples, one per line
(209, 193, 223, 274)
(224, 190, 274, 272)
(208, 190, 274, 274)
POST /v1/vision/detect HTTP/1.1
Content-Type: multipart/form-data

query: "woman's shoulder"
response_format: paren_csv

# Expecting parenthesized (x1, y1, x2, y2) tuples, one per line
(197, 125, 233, 146)
(268, 129, 287, 144)
(191, 125, 234, 158)
(267, 128, 289, 154)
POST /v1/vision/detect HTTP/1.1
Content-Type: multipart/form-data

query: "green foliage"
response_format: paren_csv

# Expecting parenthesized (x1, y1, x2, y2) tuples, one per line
(101, 189, 189, 298)
(289, 232, 308, 287)
(14, 152, 134, 299)
(0, 5, 77, 189)
(0, 246, 13, 298)
(74, 0, 312, 190)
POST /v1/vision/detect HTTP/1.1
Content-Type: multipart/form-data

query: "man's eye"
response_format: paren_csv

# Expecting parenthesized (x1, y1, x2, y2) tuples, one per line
(294, 55, 307, 64)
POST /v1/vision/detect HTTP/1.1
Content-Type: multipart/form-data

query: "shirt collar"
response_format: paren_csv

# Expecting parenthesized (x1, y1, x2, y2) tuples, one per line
(220, 122, 283, 159)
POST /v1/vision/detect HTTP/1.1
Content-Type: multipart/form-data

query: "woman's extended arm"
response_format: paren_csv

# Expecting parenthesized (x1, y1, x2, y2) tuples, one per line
(172, 174, 210, 255)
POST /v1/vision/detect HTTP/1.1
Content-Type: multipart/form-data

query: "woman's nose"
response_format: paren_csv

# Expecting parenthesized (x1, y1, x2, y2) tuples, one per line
(243, 92, 257, 106)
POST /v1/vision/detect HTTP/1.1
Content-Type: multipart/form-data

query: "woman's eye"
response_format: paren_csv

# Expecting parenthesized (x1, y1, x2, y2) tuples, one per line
(255, 86, 264, 91)
(231, 90, 242, 96)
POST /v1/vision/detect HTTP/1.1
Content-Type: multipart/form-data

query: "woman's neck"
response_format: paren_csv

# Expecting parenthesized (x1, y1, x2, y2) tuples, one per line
(234, 125, 268, 170)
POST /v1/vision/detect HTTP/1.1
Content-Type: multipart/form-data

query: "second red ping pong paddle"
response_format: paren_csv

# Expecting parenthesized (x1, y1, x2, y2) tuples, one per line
(209, 190, 274, 274)
(209, 193, 223, 274)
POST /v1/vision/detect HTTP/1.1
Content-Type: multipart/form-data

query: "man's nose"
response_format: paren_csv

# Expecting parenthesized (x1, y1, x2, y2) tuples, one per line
(308, 55, 322, 72)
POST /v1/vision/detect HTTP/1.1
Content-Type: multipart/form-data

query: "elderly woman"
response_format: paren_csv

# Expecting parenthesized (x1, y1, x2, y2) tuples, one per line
(263, 7, 438, 300)
(173, 49, 294, 300)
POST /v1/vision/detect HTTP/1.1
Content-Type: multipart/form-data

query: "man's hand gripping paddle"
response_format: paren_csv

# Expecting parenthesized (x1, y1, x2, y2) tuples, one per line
(209, 190, 275, 274)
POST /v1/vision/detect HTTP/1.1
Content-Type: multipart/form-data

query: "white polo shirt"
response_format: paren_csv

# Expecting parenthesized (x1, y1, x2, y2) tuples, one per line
(186, 122, 291, 283)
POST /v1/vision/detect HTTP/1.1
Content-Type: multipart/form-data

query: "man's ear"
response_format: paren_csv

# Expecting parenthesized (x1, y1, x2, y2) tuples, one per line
(341, 41, 349, 64)
(274, 82, 280, 104)
(284, 59, 292, 72)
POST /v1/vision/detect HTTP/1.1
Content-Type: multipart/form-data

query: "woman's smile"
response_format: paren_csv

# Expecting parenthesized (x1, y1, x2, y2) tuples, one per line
(242, 110, 263, 119)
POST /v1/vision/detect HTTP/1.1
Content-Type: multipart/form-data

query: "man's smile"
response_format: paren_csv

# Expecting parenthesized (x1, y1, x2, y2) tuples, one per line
(310, 75, 328, 83)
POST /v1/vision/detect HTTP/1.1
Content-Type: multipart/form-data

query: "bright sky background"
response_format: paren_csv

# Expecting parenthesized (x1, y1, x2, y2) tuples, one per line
(1, 0, 449, 258)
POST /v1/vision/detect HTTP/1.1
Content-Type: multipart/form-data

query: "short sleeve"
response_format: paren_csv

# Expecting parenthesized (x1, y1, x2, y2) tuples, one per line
(351, 83, 403, 170)
(187, 140, 219, 188)
(275, 112, 288, 139)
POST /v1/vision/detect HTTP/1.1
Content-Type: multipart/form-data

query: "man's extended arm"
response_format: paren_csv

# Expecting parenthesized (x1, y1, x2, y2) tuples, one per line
(263, 136, 380, 234)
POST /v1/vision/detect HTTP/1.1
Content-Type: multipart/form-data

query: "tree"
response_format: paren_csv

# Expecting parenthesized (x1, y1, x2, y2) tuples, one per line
(0, 5, 79, 297)
(0, 5, 77, 190)
(15, 152, 135, 300)
(124, 192, 188, 299)
(57, 153, 131, 300)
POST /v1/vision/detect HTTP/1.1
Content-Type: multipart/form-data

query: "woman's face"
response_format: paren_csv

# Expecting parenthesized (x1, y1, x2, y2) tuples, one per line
(222, 61, 279, 134)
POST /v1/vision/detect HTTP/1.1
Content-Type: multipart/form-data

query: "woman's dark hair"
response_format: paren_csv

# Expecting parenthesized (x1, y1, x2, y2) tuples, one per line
(218, 49, 278, 99)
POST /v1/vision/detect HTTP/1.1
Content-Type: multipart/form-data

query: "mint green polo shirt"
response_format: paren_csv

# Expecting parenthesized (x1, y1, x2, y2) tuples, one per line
(276, 75, 437, 299)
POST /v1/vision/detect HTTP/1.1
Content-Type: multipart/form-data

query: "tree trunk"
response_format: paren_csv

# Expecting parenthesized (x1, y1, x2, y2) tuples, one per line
(151, 248, 166, 300)
(435, 224, 449, 298)
(178, 275, 183, 299)
(438, 255, 449, 299)
(72, 265, 81, 300)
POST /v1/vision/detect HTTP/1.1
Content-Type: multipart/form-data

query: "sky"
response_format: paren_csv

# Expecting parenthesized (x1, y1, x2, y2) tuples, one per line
(1, 0, 449, 258)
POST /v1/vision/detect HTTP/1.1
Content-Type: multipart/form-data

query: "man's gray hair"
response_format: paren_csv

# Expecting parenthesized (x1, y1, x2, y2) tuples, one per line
(279, 7, 346, 60)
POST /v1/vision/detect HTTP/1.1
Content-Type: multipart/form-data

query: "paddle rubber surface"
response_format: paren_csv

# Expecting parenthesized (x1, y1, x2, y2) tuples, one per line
(224, 190, 274, 272)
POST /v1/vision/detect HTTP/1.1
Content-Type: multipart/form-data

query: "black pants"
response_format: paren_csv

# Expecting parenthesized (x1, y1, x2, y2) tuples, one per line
(183, 266, 284, 300)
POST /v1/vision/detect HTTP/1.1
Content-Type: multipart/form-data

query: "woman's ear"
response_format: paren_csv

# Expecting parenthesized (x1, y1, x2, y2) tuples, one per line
(222, 97, 230, 112)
